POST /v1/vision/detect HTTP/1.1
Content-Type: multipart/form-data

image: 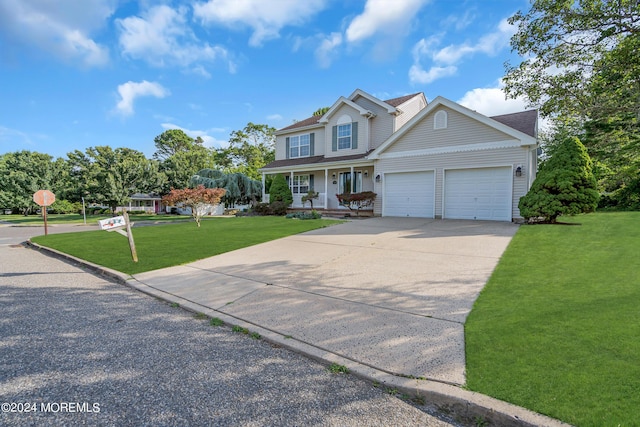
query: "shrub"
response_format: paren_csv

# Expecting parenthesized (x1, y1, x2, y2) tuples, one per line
(253, 203, 272, 215)
(519, 136, 599, 223)
(286, 210, 322, 220)
(269, 174, 293, 206)
(49, 200, 82, 214)
(269, 201, 288, 216)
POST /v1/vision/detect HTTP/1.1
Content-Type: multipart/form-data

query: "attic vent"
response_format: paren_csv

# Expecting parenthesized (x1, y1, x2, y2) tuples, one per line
(434, 110, 447, 130)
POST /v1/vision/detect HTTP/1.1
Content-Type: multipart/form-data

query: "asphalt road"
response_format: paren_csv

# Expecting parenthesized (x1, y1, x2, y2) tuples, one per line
(0, 224, 460, 426)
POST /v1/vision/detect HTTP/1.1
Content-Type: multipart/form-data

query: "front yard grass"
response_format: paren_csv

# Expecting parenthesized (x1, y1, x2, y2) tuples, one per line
(1, 213, 191, 225)
(465, 212, 640, 426)
(31, 216, 339, 275)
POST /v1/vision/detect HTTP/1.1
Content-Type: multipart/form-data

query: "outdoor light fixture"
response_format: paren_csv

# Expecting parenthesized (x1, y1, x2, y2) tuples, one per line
(375, 174, 381, 183)
(515, 165, 523, 177)
(364, 171, 368, 177)
(332, 173, 336, 179)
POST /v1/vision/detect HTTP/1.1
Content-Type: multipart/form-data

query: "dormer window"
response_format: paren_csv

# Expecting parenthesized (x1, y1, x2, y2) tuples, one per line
(434, 110, 447, 130)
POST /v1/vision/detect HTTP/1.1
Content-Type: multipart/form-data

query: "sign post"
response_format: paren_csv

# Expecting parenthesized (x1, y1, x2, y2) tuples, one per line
(33, 190, 56, 236)
(98, 211, 138, 263)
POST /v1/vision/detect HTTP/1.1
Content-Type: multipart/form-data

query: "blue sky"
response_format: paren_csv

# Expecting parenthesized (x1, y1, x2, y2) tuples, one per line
(0, 0, 533, 160)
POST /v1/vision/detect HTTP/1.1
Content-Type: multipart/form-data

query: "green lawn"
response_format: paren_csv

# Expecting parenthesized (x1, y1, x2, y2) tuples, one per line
(31, 216, 339, 275)
(1, 213, 191, 225)
(465, 212, 640, 426)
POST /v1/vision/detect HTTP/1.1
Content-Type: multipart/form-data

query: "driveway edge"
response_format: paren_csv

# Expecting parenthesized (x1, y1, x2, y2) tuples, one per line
(26, 240, 571, 427)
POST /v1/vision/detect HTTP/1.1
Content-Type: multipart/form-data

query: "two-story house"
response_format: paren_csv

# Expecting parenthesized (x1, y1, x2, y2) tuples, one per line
(260, 89, 538, 222)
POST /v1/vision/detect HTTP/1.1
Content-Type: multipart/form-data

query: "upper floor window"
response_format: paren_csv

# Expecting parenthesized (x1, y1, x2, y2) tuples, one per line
(289, 134, 310, 158)
(434, 110, 447, 130)
(337, 123, 352, 150)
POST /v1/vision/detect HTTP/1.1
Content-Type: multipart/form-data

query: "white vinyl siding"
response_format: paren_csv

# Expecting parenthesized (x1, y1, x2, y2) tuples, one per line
(386, 106, 513, 154)
(383, 171, 434, 218)
(394, 95, 426, 130)
(374, 147, 530, 220)
(444, 167, 512, 221)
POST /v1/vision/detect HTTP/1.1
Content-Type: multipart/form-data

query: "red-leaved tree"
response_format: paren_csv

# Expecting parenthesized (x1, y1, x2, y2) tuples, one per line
(162, 185, 226, 227)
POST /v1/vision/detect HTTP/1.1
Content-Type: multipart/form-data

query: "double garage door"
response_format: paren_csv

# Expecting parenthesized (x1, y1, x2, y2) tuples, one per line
(383, 167, 512, 221)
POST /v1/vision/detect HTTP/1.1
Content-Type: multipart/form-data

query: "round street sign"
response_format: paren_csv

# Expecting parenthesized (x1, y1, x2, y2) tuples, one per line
(33, 190, 56, 207)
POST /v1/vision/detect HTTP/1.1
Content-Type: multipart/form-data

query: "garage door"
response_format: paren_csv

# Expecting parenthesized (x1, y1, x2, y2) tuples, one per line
(444, 167, 512, 221)
(383, 171, 434, 217)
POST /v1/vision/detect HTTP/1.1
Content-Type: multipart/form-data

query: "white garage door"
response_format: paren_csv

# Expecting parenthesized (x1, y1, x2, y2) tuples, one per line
(444, 167, 512, 221)
(383, 171, 434, 217)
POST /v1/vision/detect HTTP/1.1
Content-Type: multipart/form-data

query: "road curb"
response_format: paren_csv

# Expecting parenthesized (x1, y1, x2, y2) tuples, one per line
(26, 240, 571, 427)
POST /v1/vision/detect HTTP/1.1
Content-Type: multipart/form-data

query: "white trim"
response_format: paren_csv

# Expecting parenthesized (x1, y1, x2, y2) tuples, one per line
(369, 96, 538, 159)
(377, 140, 531, 160)
(348, 88, 398, 114)
(319, 97, 374, 123)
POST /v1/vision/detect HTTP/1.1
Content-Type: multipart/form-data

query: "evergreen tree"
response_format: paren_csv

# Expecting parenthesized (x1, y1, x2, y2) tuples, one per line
(268, 174, 293, 206)
(519, 135, 599, 223)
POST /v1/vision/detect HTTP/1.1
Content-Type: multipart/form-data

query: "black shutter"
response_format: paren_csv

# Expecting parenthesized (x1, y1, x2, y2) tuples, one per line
(352, 122, 358, 149)
(285, 137, 290, 159)
(309, 133, 315, 156)
(309, 174, 314, 190)
(332, 126, 337, 151)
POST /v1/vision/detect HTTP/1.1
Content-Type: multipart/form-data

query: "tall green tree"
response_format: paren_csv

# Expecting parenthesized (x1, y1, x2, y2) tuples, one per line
(215, 122, 275, 180)
(153, 129, 217, 192)
(153, 129, 200, 161)
(0, 151, 60, 214)
(69, 146, 162, 212)
(519, 135, 599, 223)
(504, 0, 640, 206)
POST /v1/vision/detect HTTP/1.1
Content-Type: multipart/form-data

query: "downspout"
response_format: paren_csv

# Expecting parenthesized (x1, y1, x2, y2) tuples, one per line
(261, 173, 266, 203)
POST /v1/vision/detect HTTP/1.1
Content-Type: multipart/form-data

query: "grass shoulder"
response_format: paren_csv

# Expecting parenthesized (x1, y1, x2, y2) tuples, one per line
(465, 211, 640, 426)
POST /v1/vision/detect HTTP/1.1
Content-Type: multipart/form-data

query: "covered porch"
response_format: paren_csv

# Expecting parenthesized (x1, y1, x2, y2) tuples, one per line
(261, 159, 375, 211)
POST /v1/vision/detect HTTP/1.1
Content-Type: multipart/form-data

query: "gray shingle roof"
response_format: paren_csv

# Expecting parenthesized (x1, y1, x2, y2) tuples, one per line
(262, 151, 374, 170)
(490, 110, 538, 137)
(279, 93, 423, 132)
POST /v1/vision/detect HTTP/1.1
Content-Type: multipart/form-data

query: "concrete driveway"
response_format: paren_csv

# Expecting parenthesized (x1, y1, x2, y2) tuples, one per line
(132, 217, 518, 386)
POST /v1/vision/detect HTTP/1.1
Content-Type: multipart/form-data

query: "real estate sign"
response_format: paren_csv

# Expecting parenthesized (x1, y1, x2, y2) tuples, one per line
(99, 216, 126, 230)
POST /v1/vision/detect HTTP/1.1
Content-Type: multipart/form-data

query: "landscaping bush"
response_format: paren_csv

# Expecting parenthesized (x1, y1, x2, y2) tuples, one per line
(286, 210, 322, 220)
(519, 135, 599, 223)
(49, 200, 82, 214)
(269, 201, 288, 216)
(269, 174, 293, 206)
(252, 203, 272, 215)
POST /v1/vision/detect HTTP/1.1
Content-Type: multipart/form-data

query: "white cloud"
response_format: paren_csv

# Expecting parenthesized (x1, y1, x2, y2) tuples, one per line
(409, 64, 457, 84)
(0, 0, 113, 67)
(267, 114, 283, 121)
(116, 5, 235, 73)
(160, 123, 228, 148)
(346, 0, 430, 43)
(115, 81, 170, 116)
(315, 32, 343, 68)
(409, 18, 515, 85)
(193, 0, 327, 47)
(457, 84, 528, 116)
(433, 19, 515, 65)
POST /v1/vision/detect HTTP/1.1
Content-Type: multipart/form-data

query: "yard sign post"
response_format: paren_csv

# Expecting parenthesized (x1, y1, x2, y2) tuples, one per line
(98, 210, 138, 263)
(33, 190, 55, 236)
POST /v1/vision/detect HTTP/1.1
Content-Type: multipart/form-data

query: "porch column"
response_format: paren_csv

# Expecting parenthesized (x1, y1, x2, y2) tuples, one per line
(324, 168, 328, 209)
(261, 173, 266, 202)
(350, 166, 355, 192)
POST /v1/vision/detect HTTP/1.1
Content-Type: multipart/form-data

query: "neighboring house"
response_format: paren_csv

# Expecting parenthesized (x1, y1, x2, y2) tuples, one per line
(116, 193, 162, 214)
(260, 89, 538, 222)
